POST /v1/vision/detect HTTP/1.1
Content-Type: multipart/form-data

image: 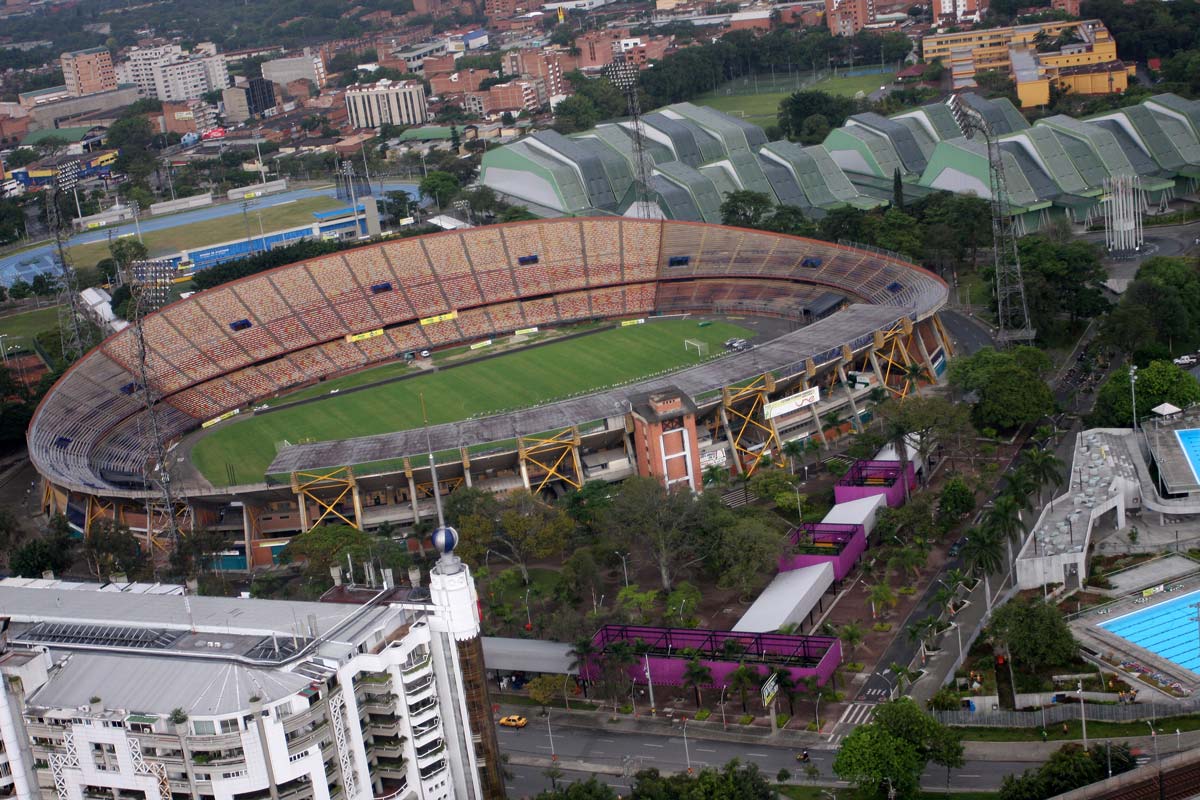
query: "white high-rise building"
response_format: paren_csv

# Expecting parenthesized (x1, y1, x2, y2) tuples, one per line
(117, 43, 228, 101)
(0, 566, 503, 800)
(345, 79, 429, 129)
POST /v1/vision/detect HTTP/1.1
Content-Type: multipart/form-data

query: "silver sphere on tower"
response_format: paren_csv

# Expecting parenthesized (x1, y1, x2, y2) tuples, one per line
(432, 525, 459, 556)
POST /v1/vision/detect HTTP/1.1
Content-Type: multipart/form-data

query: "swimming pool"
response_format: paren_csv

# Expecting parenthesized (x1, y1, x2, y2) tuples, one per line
(1099, 590, 1200, 675)
(1173, 429, 1200, 484)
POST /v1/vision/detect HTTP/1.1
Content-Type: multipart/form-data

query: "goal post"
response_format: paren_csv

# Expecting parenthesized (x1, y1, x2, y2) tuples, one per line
(684, 339, 709, 359)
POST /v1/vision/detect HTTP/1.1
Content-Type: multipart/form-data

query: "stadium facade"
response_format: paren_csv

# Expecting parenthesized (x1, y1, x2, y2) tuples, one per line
(479, 94, 1200, 235)
(0, 564, 505, 800)
(29, 219, 948, 568)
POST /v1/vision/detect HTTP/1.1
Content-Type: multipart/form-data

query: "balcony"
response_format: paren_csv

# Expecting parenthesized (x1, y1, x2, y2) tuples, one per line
(410, 717, 440, 742)
(366, 714, 400, 737)
(402, 674, 434, 696)
(418, 759, 447, 781)
(407, 696, 436, 718)
(400, 655, 431, 676)
(415, 739, 444, 762)
(375, 756, 408, 780)
(371, 736, 406, 758)
(360, 694, 398, 713)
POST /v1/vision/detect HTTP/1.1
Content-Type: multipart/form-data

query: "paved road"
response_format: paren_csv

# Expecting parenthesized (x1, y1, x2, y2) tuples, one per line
(496, 723, 1031, 796)
(939, 308, 994, 356)
(0, 180, 419, 286)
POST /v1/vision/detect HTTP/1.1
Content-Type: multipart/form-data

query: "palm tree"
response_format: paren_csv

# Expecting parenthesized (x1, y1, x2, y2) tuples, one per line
(682, 658, 713, 707)
(908, 614, 942, 653)
(888, 547, 924, 581)
(962, 527, 1004, 611)
(773, 669, 800, 717)
(782, 439, 805, 475)
(943, 567, 972, 593)
(867, 582, 897, 619)
(568, 637, 598, 693)
(823, 410, 845, 441)
(728, 663, 758, 714)
(1002, 468, 1037, 513)
(985, 494, 1025, 566)
(1024, 447, 1065, 506)
(838, 622, 864, 661)
(901, 362, 925, 397)
(601, 642, 637, 713)
(543, 766, 565, 791)
(889, 661, 920, 693)
(702, 464, 729, 489)
(883, 413, 914, 502)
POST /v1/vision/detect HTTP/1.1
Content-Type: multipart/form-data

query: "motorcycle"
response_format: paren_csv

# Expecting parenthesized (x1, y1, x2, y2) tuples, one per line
(795, 750, 810, 763)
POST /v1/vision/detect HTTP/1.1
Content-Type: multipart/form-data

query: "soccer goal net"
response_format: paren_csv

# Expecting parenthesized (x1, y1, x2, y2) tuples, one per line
(684, 339, 709, 358)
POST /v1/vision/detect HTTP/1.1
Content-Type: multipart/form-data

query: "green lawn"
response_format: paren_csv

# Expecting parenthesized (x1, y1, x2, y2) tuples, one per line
(190, 318, 755, 485)
(695, 91, 793, 124)
(693, 70, 898, 124)
(810, 71, 898, 97)
(66, 197, 344, 269)
(955, 714, 1200, 742)
(0, 306, 60, 346)
(779, 789, 996, 800)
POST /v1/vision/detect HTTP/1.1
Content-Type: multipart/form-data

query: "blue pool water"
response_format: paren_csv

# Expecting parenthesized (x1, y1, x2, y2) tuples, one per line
(1173, 429, 1200, 484)
(1099, 590, 1200, 675)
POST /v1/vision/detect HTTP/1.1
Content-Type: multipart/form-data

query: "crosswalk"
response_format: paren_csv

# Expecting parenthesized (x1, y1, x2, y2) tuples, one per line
(828, 702, 877, 746)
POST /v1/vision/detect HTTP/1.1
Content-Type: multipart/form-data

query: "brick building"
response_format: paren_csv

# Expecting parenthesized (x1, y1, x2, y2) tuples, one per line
(61, 47, 116, 97)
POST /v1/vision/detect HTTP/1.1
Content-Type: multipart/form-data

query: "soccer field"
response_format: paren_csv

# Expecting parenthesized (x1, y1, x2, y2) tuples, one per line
(0, 306, 59, 343)
(694, 69, 898, 124)
(66, 196, 344, 269)
(189, 318, 755, 485)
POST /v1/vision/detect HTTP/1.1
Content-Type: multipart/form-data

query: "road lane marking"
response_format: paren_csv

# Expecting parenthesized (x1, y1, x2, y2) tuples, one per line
(960, 774, 982, 778)
(748, 752, 768, 757)
(600, 738, 616, 743)
(696, 748, 717, 753)
(644, 743, 664, 748)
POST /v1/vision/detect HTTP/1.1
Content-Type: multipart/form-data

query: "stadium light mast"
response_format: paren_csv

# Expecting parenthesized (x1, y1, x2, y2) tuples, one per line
(47, 157, 90, 364)
(948, 95, 1034, 346)
(606, 54, 654, 219)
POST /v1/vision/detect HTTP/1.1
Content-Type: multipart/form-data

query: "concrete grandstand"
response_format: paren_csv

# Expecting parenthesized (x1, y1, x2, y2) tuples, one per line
(480, 94, 1200, 235)
(29, 219, 949, 567)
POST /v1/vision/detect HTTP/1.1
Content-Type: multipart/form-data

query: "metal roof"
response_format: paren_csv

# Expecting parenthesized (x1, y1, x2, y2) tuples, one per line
(732, 563, 833, 633)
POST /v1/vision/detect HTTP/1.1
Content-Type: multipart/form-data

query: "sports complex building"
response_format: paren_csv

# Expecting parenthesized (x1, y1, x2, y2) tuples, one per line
(29, 219, 949, 566)
(479, 94, 1200, 236)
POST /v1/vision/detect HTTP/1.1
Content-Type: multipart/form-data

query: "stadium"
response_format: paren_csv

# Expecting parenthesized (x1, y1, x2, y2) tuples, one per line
(29, 218, 949, 567)
(480, 94, 1200, 236)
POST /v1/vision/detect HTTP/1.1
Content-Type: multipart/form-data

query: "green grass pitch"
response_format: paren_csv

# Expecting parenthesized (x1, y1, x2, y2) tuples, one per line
(189, 318, 755, 485)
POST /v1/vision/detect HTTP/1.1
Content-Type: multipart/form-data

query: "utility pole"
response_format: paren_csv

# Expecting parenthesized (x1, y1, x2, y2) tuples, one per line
(1130, 365, 1139, 431)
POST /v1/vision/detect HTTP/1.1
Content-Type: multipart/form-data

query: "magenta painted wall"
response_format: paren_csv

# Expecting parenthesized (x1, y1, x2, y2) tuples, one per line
(778, 527, 866, 580)
(622, 641, 842, 689)
(833, 461, 915, 508)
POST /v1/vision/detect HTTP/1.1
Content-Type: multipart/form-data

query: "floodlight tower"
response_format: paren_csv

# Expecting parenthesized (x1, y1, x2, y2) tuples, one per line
(948, 95, 1034, 346)
(127, 258, 186, 554)
(47, 159, 91, 363)
(606, 54, 655, 217)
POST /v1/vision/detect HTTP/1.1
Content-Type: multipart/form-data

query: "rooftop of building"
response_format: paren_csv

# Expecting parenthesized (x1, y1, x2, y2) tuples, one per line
(63, 46, 111, 57)
(21, 126, 98, 145)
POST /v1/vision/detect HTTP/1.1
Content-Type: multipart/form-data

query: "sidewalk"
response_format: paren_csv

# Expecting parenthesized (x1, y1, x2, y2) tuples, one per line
(507, 704, 1200, 763)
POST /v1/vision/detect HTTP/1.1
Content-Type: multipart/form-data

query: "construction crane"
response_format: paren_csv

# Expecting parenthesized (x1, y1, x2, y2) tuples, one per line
(948, 95, 1035, 346)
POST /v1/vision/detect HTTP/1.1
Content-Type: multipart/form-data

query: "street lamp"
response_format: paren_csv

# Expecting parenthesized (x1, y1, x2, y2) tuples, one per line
(614, 551, 630, 587)
(547, 710, 556, 762)
(719, 684, 728, 730)
(682, 718, 692, 774)
(1130, 365, 1139, 431)
(1079, 680, 1088, 749)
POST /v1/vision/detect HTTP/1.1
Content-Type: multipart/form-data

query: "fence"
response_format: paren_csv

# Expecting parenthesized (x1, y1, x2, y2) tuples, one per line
(933, 696, 1200, 727)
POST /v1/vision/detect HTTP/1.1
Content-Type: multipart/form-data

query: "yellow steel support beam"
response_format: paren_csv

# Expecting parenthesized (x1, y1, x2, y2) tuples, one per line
(722, 374, 783, 477)
(519, 427, 583, 494)
(291, 466, 360, 531)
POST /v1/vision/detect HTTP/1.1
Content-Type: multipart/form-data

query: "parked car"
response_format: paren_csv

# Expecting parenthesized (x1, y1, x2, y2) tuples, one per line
(1173, 355, 1197, 366)
(949, 536, 969, 557)
(498, 715, 528, 728)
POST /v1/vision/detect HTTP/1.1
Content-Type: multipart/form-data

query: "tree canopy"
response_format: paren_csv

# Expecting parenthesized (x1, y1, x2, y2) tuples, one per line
(948, 347, 1055, 431)
(988, 598, 1078, 672)
(1090, 360, 1200, 429)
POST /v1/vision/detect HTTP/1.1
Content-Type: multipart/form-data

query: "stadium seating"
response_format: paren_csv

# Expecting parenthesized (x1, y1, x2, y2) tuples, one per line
(30, 219, 947, 497)
(382, 240, 435, 282)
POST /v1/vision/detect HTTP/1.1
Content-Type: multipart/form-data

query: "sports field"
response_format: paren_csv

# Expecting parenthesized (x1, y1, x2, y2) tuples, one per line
(695, 70, 898, 124)
(66, 196, 344, 268)
(0, 306, 59, 344)
(189, 318, 754, 485)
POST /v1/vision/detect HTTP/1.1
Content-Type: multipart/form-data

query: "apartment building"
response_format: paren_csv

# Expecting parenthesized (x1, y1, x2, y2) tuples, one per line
(824, 0, 875, 36)
(117, 43, 229, 102)
(503, 48, 574, 97)
(60, 47, 116, 97)
(923, 19, 1133, 106)
(262, 49, 328, 90)
(346, 79, 429, 128)
(0, 530, 503, 800)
